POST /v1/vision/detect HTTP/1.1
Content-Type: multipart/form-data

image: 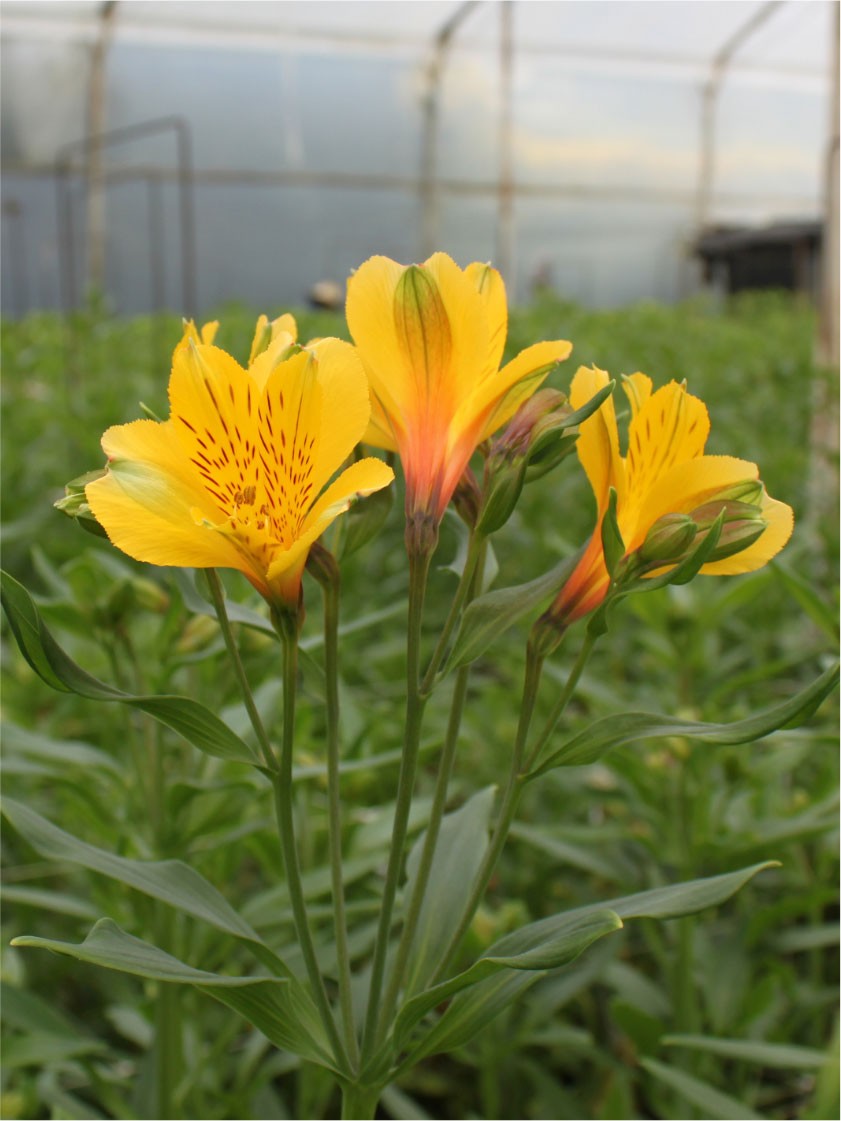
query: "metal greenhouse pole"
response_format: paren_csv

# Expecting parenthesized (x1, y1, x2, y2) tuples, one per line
(496, 0, 515, 285)
(419, 1, 479, 258)
(695, 0, 784, 232)
(86, 0, 118, 295)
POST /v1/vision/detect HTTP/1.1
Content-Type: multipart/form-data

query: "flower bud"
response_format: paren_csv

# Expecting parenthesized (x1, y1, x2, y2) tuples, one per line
(691, 499, 768, 562)
(488, 389, 570, 465)
(55, 470, 109, 538)
(452, 467, 482, 529)
(478, 390, 574, 535)
(638, 513, 698, 566)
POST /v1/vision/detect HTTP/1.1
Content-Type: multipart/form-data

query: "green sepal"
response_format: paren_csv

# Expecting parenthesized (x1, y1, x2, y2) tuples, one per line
(600, 488, 625, 578)
(0, 570, 260, 767)
(527, 661, 838, 775)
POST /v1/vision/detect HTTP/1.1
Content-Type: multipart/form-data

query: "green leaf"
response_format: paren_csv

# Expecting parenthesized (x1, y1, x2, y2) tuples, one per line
(394, 910, 622, 1063)
(394, 863, 775, 1068)
(1, 570, 260, 766)
(11, 919, 337, 1070)
(2, 797, 261, 945)
(641, 1056, 764, 1120)
(530, 662, 839, 774)
(662, 1033, 829, 1069)
(446, 549, 583, 671)
(403, 787, 496, 995)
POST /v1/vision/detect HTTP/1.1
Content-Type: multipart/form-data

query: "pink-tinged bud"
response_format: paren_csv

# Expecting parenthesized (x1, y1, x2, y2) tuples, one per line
(488, 388, 571, 465)
(691, 499, 768, 562)
(638, 513, 698, 566)
(452, 467, 482, 529)
(478, 390, 574, 535)
(707, 479, 764, 506)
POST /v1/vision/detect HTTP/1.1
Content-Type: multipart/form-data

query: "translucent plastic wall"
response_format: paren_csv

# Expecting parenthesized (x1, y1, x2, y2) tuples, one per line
(1, 0, 833, 316)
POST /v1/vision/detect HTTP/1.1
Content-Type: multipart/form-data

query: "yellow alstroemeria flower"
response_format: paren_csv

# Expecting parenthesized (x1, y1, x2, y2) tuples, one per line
(552, 366, 794, 623)
(86, 319, 394, 608)
(346, 253, 572, 530)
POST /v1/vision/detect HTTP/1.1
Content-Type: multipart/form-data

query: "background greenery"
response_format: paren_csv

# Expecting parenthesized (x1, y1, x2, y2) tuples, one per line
(2, 292, 838, 1120)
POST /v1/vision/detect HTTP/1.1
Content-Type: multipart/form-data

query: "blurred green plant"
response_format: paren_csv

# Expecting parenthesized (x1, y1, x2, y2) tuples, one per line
(1, 291, 837, 1120)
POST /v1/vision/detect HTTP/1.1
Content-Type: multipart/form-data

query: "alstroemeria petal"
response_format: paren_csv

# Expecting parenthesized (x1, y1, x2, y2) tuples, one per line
(265, 457, 395, 586)
(570, 365, 625, 514)
(346, 255, 413, 421)
(635, 454, 761, 543)
(626, 382, 710, 503)
(309, 338, 374, 494)
(86, 420, 246, 573)
(466, 261, 508, 375)
(473, 339, 573, 443)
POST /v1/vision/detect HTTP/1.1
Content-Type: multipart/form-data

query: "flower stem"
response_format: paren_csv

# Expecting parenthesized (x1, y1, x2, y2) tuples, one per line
(524, 630, 597, 774)
(429, 640, 545, 984)
(318, 559, 360, 1067)
(420, 532, 484, 696)
(204, 569, 276, 771)
(361, 549, 432, 1060)
(340, 1081, 381, 1120)
(377, 661, 471, 1030)
(377, 538, 486, 1027)
(273, 619, 350, 1072)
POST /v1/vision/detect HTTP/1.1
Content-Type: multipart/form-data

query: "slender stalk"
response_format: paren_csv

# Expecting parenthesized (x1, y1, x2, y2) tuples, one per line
(320, 566, 360, 1067)
(524, 630, 597, 774)
(420, 532, 484, 696)
(429, 642, 545, 984)
(340, 1081, 381, 1120)
(377, 537, 486, 1026)
(204, 569, 276, 771)
(361, 549, 432, 1059)
(377, 661, 471, 1029)
(273, 621, 350, 1072)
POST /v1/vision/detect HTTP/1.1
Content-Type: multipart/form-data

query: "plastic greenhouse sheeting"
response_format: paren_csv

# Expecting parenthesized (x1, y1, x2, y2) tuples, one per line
(0, 0, 834, 314)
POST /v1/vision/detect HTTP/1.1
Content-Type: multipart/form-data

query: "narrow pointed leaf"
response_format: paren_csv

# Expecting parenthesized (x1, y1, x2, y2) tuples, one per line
(394, 909, 622, 1055)
(11, 919, 335, 1069)
(395, 863, 775, 1068)
(403, 786, 496, 995)
(1, 570, 259, 765)
(447, 549, 583, 671)
(662, 1034, 829, 1069)
(2, 797, 261, 944)
(641, 1056, 764, 1120)
(530, 663, 838, 775)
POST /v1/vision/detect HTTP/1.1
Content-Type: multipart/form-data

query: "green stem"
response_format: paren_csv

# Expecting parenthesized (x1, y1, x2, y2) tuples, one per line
(274, 621, 349, 1072)
(378, 661, 471, 1028)
(429, 642, 546, 985)
(420, 532, 484, 696)
(154, 915, 182, 1119)
(524, 630, 597, 774)
(321, 568, 360, 1068)
(377, 538, 486, 1027)
(361, 549, 432, 1059)
(340, 1081, 381, 1120)
(204, 569, 276, 771)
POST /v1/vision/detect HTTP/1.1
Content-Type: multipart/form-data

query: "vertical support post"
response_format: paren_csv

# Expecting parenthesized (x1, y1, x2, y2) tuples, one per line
(419, 2, 479, 259)
(496, 0, 515, 287)
(86, 0, 118, 297)
(694, 2, 784, 234)
(817, 0, 839, 366)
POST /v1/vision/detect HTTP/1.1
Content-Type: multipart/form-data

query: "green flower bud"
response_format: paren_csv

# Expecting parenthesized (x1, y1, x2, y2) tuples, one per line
(690, 499, 768, 562)
(54, 469, 109, 538)
(638, 513, 698, 565)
